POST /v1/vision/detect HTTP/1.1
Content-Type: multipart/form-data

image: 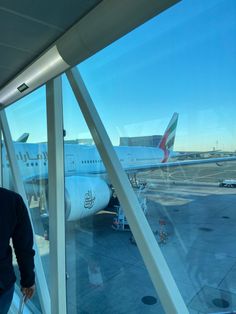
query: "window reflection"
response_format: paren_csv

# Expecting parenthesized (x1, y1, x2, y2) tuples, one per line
(67, 0, 236, 312)
(1, 0, 235, 313)
(2, 86, 48, 312)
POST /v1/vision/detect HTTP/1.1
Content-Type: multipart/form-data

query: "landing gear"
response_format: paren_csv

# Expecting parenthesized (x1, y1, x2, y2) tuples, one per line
(112, 205, 130, 231)
(128, 173, 147, 189)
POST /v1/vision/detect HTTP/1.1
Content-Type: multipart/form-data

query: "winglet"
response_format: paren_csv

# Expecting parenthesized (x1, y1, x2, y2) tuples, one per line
(16, 133, 29, 143)
(159, 113, 178, 162)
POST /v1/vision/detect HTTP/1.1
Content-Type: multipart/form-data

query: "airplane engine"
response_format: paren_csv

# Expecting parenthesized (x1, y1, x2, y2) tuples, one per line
(65, 176, 111, 221)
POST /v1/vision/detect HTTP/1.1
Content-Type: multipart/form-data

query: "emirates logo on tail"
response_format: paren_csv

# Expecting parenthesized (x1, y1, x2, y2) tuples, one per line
(159, 113, 178, 163)
(159, 132, 170, 162)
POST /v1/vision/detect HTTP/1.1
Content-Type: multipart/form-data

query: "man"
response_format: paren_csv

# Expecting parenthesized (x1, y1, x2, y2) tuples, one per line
(0, 187, 35, 314)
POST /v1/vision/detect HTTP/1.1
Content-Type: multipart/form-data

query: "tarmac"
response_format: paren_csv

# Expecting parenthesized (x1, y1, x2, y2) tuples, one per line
(16, 161, 236, 313)
(64, 161, 236, 313)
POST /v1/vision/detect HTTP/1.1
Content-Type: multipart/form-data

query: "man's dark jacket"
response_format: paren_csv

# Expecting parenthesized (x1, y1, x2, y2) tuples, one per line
(0, 188, 35, 292)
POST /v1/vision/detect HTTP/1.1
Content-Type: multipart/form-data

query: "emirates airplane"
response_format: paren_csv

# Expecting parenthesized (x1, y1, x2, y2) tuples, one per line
(2, 113, 236, 220)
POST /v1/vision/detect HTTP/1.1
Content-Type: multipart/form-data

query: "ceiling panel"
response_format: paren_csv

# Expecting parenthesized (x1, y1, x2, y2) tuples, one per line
(0, 0, 101, 30)
(0, 0, 102, 89)
(0, 44, 31, 67)
(0, 44, 32, 87)
(0, 9, 61, 53)
(0, 67, 12, 87)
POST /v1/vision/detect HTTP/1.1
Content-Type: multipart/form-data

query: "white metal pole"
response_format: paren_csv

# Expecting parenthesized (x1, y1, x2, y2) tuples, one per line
(46, 77, 67, 314)
(0, 109, 51, 314)
(66, 67, 189, 314)
(0, 122, 2, 187)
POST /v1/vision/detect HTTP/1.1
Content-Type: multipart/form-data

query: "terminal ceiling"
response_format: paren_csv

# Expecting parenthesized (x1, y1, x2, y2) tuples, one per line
(0, 0, 102, 88)
(0, 0, 179, 107)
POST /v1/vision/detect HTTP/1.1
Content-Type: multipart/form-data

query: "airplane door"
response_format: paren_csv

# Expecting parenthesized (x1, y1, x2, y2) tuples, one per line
(66, 155, 76, 174)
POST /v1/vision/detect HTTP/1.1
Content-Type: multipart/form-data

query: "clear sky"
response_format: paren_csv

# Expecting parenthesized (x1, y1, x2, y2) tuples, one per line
(6, 0, 236, 151)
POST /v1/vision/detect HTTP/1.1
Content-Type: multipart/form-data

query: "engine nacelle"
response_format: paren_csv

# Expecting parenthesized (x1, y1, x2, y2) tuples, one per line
(65, 176, 111, 221)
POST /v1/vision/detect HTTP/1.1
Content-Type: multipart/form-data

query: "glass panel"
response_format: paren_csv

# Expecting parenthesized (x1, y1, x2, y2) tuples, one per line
(68, 0, 235, 313)
(63, 72, 163, 313)
(2, 86, 48, 312)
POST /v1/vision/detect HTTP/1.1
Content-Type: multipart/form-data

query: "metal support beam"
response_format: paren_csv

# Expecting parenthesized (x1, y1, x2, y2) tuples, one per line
(66, 67, 189, 314)
(0, 122, 2, 187)
(0, 109, 51, 314)
(46, 77, 67, 314)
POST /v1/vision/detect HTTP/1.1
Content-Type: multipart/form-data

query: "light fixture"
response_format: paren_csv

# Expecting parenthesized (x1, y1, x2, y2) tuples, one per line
(17, 83, 29, 93)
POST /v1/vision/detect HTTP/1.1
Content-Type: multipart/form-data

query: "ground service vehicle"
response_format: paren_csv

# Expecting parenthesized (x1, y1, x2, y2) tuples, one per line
(219, 179, 236, 188)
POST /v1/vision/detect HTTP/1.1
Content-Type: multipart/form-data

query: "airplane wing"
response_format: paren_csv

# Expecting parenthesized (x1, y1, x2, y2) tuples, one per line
(173, 150, 222, 159)
(23, 174, 49, 184)
(124, 155, 236, 172)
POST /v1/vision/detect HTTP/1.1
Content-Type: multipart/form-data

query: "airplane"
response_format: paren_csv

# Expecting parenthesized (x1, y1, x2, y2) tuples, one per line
(2, 112, 236, 221)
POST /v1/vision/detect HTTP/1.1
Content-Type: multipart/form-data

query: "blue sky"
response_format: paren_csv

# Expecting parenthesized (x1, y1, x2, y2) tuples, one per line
(6, 0, 236, 151)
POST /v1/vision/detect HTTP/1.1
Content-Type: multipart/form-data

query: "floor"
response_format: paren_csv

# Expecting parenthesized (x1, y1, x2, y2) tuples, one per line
(64, 162, 236, 313)
(13, 162, 236, 313)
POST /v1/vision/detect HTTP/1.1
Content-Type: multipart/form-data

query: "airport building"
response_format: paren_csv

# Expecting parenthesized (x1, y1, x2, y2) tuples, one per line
(64, 139, 94, 145)
(0, 1, 236, 314)
(120, 135, 162, 147)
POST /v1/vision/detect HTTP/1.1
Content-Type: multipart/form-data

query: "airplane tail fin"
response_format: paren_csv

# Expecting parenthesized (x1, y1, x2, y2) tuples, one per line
(158, 112, 178, 162)
(16, 133, 29, 143)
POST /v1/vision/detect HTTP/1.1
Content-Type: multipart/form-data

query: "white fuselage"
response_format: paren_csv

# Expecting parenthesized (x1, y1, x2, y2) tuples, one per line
(2, 142, 172, 220)
(2, 142, 171, 180)
(3, 142, 234, 220)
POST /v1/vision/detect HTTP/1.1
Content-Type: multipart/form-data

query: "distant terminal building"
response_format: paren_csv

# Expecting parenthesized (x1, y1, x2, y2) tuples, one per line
(120, 135, 162, 147)
(64, 138, 94, 145)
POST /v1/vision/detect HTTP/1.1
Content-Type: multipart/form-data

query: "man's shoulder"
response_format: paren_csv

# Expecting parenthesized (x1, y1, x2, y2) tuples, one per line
(0, 187, 20, 200)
